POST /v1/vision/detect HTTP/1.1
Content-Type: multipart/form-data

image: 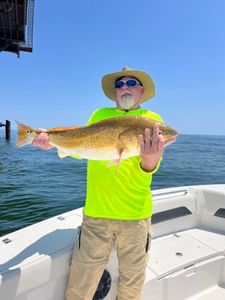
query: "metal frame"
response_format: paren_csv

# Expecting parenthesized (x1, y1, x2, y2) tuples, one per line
(0, 0, 35, 56)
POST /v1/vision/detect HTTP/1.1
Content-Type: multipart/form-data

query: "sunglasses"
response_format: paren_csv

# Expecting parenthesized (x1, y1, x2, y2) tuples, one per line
(115, 79, 142, 89)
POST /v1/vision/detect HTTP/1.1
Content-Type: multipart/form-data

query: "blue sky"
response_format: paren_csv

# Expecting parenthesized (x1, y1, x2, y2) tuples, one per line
(0, 0, 225, 135)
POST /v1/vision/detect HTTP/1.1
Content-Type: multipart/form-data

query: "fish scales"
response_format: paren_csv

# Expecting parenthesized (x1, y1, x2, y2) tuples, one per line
(49, 123, 120, 150)
(16, 116, 178, 163)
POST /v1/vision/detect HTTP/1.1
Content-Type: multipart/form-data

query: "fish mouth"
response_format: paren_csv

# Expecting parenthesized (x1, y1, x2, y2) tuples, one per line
(165, 134, 178, 146)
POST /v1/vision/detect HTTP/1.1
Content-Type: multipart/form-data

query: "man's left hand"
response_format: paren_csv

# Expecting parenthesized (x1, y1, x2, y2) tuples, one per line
(139, 126, 165, 172)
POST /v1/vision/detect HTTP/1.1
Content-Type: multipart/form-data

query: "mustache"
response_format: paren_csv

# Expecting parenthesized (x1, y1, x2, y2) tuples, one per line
(121, 94, 133, 100)
(121, 92, 132, 96)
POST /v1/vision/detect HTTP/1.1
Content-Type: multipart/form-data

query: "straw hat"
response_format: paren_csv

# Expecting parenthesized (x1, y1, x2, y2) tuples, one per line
(101, 66, 155, 103)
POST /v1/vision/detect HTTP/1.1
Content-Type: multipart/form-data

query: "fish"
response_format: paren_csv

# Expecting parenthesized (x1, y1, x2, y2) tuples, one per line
(16, 116, 178, 170)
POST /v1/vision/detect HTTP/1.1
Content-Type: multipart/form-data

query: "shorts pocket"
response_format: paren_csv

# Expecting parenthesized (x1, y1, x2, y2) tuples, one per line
(145, 232, 151, 253)
(77, 226, 82, 249)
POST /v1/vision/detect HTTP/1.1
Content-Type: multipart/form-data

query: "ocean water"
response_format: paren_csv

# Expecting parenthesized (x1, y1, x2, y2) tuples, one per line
(0, 130, 225, 237)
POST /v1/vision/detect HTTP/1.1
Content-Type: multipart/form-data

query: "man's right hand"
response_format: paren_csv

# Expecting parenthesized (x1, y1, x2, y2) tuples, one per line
(32, 128, 52, 150)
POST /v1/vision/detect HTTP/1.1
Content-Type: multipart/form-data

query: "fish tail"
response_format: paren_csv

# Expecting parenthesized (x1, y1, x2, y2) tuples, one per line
(16, 122, 36, 147)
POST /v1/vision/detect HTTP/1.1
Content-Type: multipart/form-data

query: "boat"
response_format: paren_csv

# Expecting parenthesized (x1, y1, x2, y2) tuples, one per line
(1, 184, 225, 300)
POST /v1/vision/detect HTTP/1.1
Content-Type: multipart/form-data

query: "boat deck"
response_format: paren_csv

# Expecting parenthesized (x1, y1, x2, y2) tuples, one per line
(0, 184, 225, 300)
(109, 185, 225, 299)
(142, 227, 225, 300)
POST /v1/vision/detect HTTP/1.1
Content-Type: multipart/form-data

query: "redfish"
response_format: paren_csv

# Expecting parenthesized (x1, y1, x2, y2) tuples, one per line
(16, 116, 178, 167)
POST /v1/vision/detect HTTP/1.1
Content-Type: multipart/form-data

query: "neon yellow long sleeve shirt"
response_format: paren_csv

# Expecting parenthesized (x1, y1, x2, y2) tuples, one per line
(73, 107, 163, 220)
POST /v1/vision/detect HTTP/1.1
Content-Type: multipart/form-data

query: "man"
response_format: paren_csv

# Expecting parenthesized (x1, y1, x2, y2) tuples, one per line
(33, 66, 165, 300)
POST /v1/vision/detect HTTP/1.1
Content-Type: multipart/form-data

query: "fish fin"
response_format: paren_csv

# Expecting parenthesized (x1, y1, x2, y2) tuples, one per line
(115, 149, 124, 174)
(115, 157, 123, 174)
(47, 126, 83, 133)
(107, 149, 124, 174)
(57, 149, 69, 158)
(107, 159, 119, 168)
(16, 121, 36, 147)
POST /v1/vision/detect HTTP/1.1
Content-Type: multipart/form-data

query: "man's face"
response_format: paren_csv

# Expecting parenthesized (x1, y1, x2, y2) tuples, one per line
(115, 76, 145, 111)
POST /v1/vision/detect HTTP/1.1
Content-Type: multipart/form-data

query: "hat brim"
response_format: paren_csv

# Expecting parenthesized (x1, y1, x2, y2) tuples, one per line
(101, 69, 155, 103)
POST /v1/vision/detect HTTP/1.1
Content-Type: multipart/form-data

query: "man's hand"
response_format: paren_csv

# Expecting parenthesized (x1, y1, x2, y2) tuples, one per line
(32, 128, 52, 150)
(139, 126, 164, 172)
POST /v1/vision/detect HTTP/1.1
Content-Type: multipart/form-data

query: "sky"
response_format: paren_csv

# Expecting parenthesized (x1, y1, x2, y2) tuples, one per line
(0, 0, 225, 135)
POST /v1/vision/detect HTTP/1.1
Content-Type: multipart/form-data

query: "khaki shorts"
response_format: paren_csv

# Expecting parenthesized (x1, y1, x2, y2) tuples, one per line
(65, 216, 152, 300)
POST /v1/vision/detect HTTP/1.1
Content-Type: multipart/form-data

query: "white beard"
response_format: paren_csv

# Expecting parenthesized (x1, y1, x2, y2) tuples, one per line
(119, 94, 135, 110)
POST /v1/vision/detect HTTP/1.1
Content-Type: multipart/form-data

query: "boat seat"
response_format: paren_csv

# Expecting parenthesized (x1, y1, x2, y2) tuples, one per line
(148, 229, 225, 279)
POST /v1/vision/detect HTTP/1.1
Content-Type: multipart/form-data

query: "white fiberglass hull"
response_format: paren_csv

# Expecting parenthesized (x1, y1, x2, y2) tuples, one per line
(0, 184, 225, 300)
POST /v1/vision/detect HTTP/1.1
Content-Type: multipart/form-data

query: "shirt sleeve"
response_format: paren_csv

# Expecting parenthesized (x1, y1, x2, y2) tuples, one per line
(137, 156, 162, 175)
(144, 111, 164, 123)
(87, 108, 107, 125)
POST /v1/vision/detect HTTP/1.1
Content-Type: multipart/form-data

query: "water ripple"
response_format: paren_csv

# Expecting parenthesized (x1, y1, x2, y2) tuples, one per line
(1, 132, 225, 236)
